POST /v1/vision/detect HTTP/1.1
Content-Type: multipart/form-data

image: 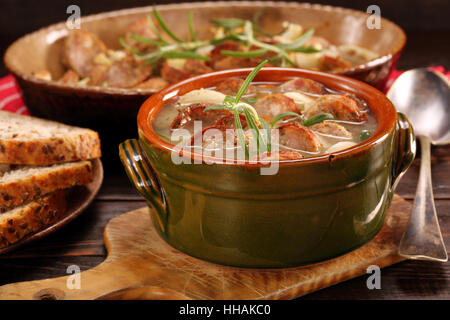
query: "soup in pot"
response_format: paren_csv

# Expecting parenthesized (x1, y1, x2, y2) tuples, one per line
(153, 76, 377, 161)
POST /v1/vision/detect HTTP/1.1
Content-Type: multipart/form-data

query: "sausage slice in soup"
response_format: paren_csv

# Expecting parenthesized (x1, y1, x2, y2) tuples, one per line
(306, 94, 367, 122)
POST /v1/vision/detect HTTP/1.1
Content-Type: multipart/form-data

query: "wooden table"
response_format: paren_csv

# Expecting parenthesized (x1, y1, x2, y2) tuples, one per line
(0, 30, 449, 300)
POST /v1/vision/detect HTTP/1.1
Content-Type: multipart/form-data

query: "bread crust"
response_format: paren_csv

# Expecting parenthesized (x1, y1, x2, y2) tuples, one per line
(0, 133, 101, 165)
(0, 191, 67, 248)
(0, 161, 93, 210)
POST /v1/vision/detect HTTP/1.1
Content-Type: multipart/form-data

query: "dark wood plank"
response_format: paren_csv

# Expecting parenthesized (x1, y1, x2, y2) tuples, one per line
(0, 256, 105, 286)
(0, 199, 448, 299)
(303, 260, 450, 300)
(396, 158, 450, 199)
(305, 199, 450, 299)
(0, 200, 146, 259)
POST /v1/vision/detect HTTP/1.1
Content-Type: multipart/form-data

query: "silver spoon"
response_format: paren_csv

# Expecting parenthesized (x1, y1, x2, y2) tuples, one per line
(387, 68, 449, 262)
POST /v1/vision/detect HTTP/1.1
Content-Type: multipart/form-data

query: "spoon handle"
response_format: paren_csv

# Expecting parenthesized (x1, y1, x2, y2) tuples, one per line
(398, 135, 448, 261)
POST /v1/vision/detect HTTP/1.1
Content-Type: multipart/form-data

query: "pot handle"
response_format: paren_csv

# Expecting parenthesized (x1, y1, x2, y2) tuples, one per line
(119, 139, 167, 227)
(391, 112, 417, 191)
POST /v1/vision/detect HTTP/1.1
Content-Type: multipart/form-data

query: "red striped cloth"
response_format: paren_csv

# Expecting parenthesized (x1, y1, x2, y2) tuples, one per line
(0, 74, 29, 115)
(1, 67, 449, 115)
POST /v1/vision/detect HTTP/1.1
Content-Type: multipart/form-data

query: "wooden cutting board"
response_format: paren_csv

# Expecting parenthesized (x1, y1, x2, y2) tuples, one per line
(0, 194, 411, 300)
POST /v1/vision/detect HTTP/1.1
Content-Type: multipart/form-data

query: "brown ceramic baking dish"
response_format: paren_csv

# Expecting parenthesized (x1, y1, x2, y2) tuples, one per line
(4, 2, 406, 145)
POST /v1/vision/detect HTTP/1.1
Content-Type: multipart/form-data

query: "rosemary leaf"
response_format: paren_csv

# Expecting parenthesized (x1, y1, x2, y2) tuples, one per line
(242, 107, 266, 155)
(119, 37, 140, 55)
(209, 34, 242, 45)
(278, 29, 315, 51)
(270, 112, 303, 127)
(302, 113, 334, 127)
(142, 54, 163, 66)
(235, 59, 268, 103)
(153, 7, 183, 43)
(187, 11, 197, 42)
(212, 18, 245, 30)
(245, 96, 259, 104)
(223, 95, 235, 106)
(267, 54, 283, 64)
(203, 105, 229, 112)
(130, 34, 164, 47)
(260, 118, 272, 152)
(136, 50, 164, 61)
(283, 55, 297, 67)
(161, 50, 210, 61)
(220, 48, 268, 58)
(146, 14, 169, 45)
(156, 132, 171, 142)
(243, 21, 297, 67)
(233, 110, 249, 159)
(288, 46, 321, 53)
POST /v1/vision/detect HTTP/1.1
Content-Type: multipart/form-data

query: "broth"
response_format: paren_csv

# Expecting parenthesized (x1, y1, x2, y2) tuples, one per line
(153, 77, 378, 161)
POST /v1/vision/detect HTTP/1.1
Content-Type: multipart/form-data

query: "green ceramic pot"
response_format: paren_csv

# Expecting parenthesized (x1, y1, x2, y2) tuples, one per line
(119, 68, 416, 268)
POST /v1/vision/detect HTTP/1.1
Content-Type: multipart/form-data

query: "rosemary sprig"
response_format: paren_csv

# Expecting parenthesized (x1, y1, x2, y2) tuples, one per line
(241, 21, 297, 67)
(235, 60, 266, 104)
(288, 46, 321, 53)
(187, 11, 197, 42)
(203, 60, 269, 159)
(233, 109, 249, 159)
(212, 18, 246, 30)
(245, 96, 259, 104)
(123, 11, 211, 63)
(209, 34, 243, 45)
(213, 11, 318, 67)
(119, 37, 141, 55)
(156, 132, 171, 142)
(199, 62, 336, 159)
(152, 6, 183, 43)
(303, 113, 334, 127)
(146, 14, 169, 45)
(130, 34, 164, 47)
(121, 7, 320, 68)
(259, 118, 272, 152)
(161, 50, 210, 61)
(242, 107, 263, 157)
(277, 29, 315, 51)
(270, 112, 303, 127)
(220, 48, 268, 58)
(270, 112, 334, 127)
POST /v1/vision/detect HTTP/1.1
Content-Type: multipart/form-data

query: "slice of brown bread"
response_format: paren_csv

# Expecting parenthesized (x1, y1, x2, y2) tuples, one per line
(0, 161, 93, 210)
(0, 111, 101, 165)
(0, 190, 67, 248)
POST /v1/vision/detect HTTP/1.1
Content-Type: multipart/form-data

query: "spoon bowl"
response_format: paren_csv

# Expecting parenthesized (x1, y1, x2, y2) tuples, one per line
(388, 69, 450, 144)
(387, 68, 449, 262)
